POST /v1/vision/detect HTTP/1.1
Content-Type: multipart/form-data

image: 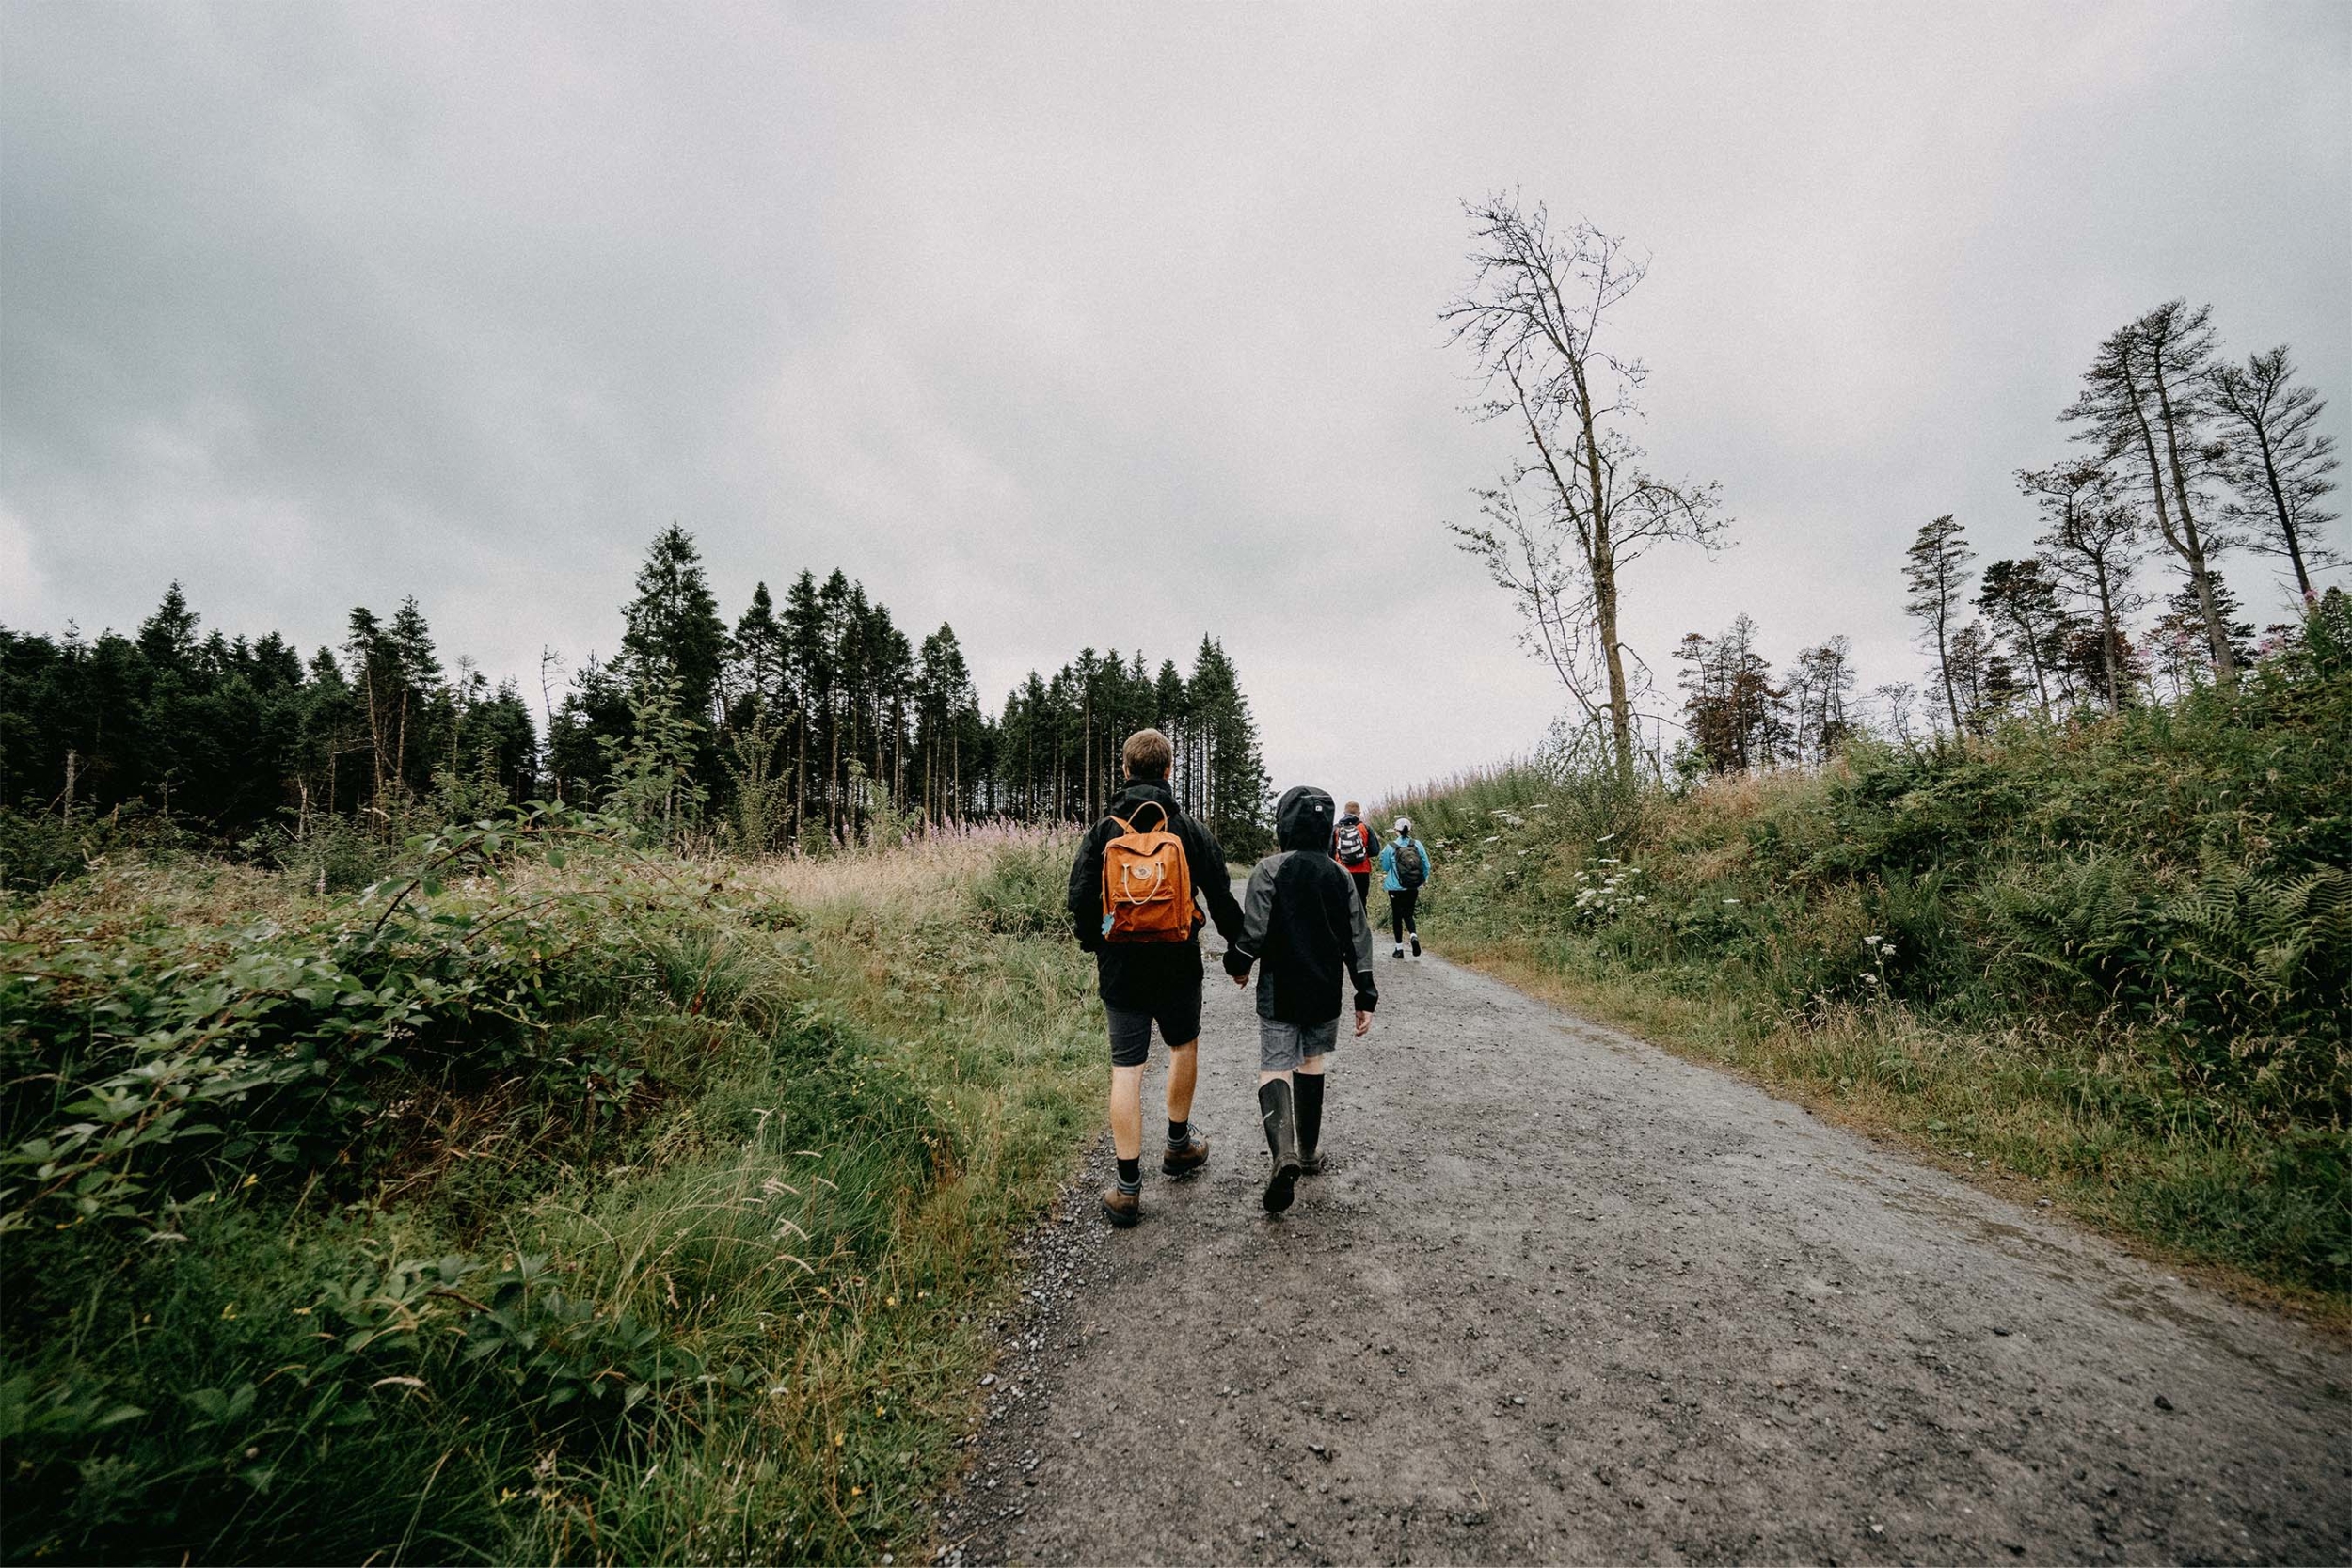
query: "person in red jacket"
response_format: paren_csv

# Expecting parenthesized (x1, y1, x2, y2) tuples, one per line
(1332, 801, 1380, 912)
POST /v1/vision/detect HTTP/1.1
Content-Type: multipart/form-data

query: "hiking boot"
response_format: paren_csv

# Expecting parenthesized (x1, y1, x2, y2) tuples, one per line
(1410, 935, 1422, 958)
(1258, 1079, 1300, 1214)
(1298, 1148, 1325, 1177)
(1392, 944, 1405, 959)
(1162, 1132, 1211, 1180)
(1100, 1182, 1142, 1227)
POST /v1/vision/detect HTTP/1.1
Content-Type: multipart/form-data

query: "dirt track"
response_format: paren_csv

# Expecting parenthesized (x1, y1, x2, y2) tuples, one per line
(931, 943, 2352, 1564)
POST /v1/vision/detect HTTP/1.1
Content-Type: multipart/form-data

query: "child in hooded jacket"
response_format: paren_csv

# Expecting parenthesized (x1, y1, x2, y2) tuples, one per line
(1223, 785, 1378, 1212)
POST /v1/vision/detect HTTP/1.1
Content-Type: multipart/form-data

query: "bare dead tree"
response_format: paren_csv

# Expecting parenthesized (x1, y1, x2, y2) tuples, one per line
(1442, 192, 1728, 783)
(1871, 681, 1920, 751)
(1453, 478, 1615, 736)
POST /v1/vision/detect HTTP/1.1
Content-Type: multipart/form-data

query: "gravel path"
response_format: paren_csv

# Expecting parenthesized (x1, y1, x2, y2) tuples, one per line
(931, 943, 2351, 1564)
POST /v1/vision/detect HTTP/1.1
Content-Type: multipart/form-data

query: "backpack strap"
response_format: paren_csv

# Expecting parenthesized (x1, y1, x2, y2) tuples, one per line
(1123, 800, 1171, 832)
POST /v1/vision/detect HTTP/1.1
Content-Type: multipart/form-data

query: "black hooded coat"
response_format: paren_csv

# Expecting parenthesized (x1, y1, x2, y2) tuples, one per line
(1223, 785, 1378, 1027)
(1065, 778, 1246, 1012)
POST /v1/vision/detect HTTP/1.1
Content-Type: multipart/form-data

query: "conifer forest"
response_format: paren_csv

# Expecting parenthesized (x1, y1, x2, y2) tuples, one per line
(0, 522, 1276, 881)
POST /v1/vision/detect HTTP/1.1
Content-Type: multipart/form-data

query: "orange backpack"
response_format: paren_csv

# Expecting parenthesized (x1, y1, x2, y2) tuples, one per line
(1100, 801, 1198, 943)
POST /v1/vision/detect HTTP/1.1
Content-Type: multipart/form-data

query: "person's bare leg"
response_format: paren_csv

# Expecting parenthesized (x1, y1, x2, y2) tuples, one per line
(1162, 1040, 1211, 1177)
(1102, 1059, 1150, 1227)
(1109, 1064, 1144, 1163)
(1166, 1040, 1200, 1125)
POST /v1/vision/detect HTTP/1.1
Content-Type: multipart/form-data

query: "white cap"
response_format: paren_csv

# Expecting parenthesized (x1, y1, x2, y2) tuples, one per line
(1393, 816, 1412, 832)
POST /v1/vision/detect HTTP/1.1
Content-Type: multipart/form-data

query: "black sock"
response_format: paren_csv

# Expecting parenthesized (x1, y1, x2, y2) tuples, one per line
(1116, 1156, 1141, 1189)
(1295, 1073, 1326, 1158)
(1167, 1119, 1190, 1146)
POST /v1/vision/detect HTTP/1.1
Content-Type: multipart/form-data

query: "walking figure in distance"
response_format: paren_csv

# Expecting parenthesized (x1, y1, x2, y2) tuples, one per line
(1332, 800, 1381, 914)
(1224, 786, 1378, 1212)
(1067, 728, 1245, 1228)
(1378, 815, 1433, 959)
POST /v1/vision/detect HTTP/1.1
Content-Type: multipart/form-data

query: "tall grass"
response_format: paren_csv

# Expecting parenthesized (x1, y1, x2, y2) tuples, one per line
(1387, 617, 2351, 1304)
(1, 822, 1098, 1562)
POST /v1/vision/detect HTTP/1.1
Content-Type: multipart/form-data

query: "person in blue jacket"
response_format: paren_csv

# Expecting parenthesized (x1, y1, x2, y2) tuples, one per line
(1376, 816, 1434, 959)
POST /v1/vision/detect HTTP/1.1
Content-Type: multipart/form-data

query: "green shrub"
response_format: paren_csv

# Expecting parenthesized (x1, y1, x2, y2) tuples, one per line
(969, 836, 1070, 935)
(0, 816, 1081, 1563)
(1389, 617, 2352, 1298)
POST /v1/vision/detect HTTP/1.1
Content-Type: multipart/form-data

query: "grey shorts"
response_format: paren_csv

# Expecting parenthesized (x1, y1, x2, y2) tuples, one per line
(1105, 988, 1203, 1068)
(1259, 1016, 1340, 1073)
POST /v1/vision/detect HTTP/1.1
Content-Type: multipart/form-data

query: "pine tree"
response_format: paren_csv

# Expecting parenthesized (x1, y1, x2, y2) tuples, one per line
(1902, 515, 1975, 736)
(1788, 636, 1855, 764)
(621, 525, 727, 732)
(727, 581, 790, 723)
(2024, 462, 2145, 712)
(1675, 615, 1786, 774)
(135, 583, 200, 673)
(2063, 301, 2237, 683)
(1185, 638, 1270, 854)
(782, 571, 827, 837)
(2149, 568, 2256, 693)
(1976, 558, 2072, 717)
(2208, 345, 2342, 601)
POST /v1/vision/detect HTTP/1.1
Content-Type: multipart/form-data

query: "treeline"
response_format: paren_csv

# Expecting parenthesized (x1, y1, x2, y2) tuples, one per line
(1672, 300, 2339, 774)
(0, 524, 1274, 862)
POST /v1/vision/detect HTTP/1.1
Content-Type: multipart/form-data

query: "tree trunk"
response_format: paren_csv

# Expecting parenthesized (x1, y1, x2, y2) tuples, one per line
(2093, 571, 2124, 711)
(2019, 613, 2053, 715)
(2127, 355, 2233, 685)
(2151, 366, 2235, 684)
(2252, 425, 2315, 599)
(1934, 605, 1963, 738)
(1572, 359, 1634, 784)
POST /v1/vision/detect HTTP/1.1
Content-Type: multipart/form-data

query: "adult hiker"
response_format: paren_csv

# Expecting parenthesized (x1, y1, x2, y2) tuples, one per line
(1224, 785, 1377, 1212)
(1067, 727, 1246, 1228)
(1377, 815, 1434, 959)
(1333, 801, 1380, 913)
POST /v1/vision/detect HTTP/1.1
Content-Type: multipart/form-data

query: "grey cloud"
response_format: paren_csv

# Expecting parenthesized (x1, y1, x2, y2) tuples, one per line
(4, 1, 2344, 799)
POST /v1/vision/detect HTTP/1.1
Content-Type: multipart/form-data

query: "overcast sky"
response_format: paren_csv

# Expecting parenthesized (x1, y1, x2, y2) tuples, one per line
(4, 3, 2346, 800)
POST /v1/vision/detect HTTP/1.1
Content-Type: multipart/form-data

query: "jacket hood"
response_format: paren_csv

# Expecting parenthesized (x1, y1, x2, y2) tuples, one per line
(1108, 778, 1177, 822)
(1275, 785, 1336, 852)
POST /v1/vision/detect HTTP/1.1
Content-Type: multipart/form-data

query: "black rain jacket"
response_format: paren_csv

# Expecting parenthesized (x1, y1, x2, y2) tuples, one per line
(1223, 785, 1378, 1027)
(1066, 779, 1246, 1012)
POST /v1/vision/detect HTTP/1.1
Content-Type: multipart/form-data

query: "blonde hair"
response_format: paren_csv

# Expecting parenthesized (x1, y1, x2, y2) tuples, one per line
(1121, 728, 1173, 781)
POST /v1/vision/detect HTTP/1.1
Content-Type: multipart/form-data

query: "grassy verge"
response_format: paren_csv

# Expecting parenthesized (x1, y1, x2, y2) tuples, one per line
(1388, 621, 2349, 1317)
(1, 821, 1097, 1563)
